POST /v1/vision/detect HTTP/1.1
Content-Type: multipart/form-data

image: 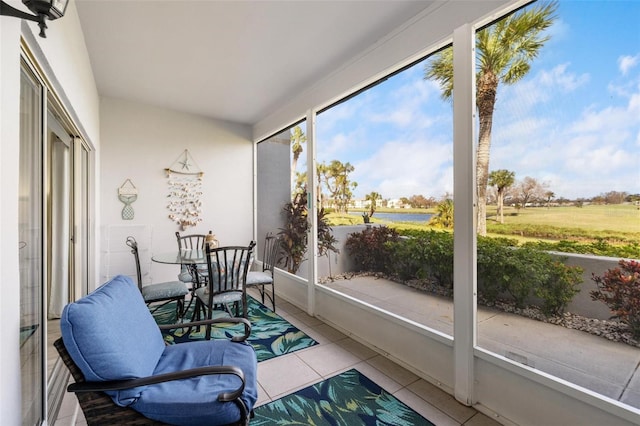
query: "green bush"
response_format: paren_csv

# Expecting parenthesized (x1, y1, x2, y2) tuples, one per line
(420, 231, 453, 289)
(345, 226, 400, 272)
(347, 229, 583, 315)
(534, 260, 582, 315)
(477, 237, 582, 310)
(591, 260, 640, 338)
(388, 231, 453, 288)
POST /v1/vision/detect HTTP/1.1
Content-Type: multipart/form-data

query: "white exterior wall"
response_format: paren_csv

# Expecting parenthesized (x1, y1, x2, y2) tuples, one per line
(99, 97, 254, 285)
(0, 0, 100, 421)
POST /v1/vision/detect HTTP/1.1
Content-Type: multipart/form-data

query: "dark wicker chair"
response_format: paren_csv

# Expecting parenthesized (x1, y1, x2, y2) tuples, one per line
(54, 337, 165, 425)
(55, 275, 256, 425)
(54, 314, 253, 425)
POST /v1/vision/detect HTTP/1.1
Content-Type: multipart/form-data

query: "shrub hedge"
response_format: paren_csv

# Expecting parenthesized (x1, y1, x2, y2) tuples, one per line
(345, 227, 584, 316)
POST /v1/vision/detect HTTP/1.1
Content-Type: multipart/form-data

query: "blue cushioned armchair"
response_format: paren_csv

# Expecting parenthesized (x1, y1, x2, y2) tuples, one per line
(57, 275, 258, 425)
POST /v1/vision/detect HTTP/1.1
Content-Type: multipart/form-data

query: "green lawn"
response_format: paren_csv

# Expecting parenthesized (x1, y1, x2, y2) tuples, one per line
(328, 203, 640, 246)
(488, 204, 640, 233)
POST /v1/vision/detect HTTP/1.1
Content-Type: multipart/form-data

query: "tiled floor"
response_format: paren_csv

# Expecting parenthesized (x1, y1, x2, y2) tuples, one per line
(55, 291, 501, 426)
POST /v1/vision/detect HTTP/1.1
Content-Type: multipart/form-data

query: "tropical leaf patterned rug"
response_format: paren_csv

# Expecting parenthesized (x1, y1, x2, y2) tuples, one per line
(252, 368, 434, 426)
(151, 297, 317, 362)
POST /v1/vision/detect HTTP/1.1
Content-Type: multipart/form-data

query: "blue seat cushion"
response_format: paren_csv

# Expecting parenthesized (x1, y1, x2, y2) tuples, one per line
(131, 339, 258, 426)
(60, 275, 167, 405)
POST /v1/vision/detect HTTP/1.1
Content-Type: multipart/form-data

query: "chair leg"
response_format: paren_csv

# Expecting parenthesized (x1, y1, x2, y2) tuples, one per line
(270, 283, 276, 312)
(176, 298, 185, 321)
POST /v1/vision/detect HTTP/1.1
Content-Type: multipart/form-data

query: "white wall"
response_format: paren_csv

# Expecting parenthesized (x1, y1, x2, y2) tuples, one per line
(0, 0, 100, 421)
(1, 15, 25, 426)
(99, 97, 254, 285)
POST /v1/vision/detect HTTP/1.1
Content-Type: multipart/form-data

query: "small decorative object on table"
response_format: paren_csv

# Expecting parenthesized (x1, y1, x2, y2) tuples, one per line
(205, 230, 219, 248)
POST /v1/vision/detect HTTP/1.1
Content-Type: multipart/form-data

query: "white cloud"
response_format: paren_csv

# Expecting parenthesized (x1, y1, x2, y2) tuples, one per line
(368, 78, 442, 129)
(352, 138, 452, 199)
(488, 70, 640, 199)
(500, 63, 589, 115)
(539, 63, 590, 92)
(618, 54, 639, 76)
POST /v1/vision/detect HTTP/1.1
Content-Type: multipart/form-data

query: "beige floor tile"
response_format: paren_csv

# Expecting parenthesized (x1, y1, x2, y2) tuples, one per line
(275, 299, 303, 314)
(257, 354, 321, 399)
(255, 382, 270, 407)
(57, 389, 78, 419)
(366, 355, 419, 386)
(294, 323, 335, 345)
(296, 342, 361, 377)
(339, 337, 378, 360)
(407, 379, 476, 424)
(353, 361, 404, 393)
(292, 311, 325, 327)
(393, 387, 461, 426)
(463, 412, 504, 426)
(310, 323, 348, 343)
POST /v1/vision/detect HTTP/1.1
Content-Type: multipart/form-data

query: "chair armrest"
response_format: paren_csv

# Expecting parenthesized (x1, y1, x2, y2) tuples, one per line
(158, 317, 251, 342)
(67, 365, 245, 402)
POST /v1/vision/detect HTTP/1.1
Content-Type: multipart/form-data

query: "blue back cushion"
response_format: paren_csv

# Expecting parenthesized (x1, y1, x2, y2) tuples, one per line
(60, 275, 166, 405)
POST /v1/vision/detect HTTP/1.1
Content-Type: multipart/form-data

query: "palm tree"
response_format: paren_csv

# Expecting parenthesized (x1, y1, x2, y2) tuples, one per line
(290, 126, 306, 192)
(488, 169, 515, 224)
(429, 198, 454, 229)
(365, 191, 382, 218)
(424, 2, 557, 235)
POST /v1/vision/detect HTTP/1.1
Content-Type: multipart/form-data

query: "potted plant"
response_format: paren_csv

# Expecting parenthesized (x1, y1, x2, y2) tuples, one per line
(279, 191, 338, 274)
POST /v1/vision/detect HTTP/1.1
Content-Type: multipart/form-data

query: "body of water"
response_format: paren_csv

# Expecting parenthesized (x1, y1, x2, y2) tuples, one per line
(350, 212, 433, 223)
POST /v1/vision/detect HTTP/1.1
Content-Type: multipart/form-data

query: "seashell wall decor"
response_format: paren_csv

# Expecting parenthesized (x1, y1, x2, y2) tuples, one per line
(165, 150, 204, 230)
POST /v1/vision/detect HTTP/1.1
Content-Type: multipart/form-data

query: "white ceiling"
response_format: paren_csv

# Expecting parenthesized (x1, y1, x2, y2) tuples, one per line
(75, 1, 434, 126)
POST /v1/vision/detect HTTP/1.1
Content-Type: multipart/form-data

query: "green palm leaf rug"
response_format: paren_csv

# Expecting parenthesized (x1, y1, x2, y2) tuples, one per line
(253, 368, 434, 426)
(151, 297, 318, 362)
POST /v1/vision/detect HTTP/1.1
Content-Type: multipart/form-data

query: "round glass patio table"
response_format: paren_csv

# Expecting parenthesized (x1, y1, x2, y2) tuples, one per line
(152, 249, 207, 265)
(152, 249, 209, 322)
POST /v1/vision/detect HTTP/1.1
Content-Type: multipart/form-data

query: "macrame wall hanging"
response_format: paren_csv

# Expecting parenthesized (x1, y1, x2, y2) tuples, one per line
(118, 179, 138, 220)
(165, 149, 204, 230)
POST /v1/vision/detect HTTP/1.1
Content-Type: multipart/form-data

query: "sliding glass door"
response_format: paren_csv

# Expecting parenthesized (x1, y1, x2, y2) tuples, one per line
(19, 57, 92, 424)
(48, 110, 72, 320)
(19, 61, 45, 426)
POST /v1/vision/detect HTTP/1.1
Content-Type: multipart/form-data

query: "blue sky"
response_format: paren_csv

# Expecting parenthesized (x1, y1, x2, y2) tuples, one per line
(313, 0, 640, 201)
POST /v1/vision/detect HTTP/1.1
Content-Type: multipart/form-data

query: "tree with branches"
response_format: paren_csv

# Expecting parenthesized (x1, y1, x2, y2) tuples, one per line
(320, 160, 357, 213)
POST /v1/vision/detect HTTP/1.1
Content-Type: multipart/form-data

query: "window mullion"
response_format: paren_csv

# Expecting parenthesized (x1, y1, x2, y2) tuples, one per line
(452, 23, 477, 406)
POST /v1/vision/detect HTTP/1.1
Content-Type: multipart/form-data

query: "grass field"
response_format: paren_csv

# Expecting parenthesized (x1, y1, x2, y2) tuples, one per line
(328, 203, 640, 245)
(488, 204, 640, 233)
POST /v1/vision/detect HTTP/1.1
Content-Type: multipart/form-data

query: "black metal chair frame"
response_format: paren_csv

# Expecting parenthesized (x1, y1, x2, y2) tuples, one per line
(126, 236, 187, 320)
(195, 242, 255, 340)
(247, 233, 280, 312)
(54, 316, 253, 425)
(175, 231, 212, 286)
